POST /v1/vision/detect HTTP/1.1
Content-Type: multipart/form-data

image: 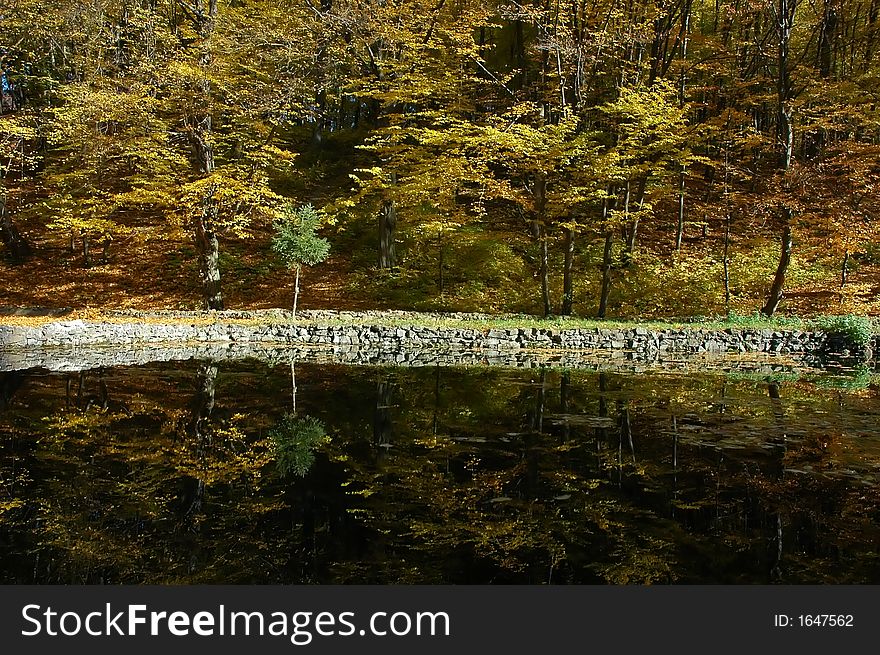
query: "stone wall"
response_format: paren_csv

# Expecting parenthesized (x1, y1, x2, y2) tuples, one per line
(0, 317, 829, 353)
(1, 311, 869, 373)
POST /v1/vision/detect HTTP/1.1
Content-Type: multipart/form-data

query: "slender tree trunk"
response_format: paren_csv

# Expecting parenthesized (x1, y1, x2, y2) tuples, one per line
(597, 186, 617, 319)
(378, 199, 397, 270)
(762, 218, 792, 316)
(189, 0, 223, 311)
(723, 214, 731, 312)
(674, 3, 690, 254)
(623, 177, 646, 261)
(539, 223, 551, 316)
(866, 0, 878, 72)
(293, 265, 301, 316)
(675, 169, 685, 250)
(598, 232, 613, 318)
(82, 234, 91, 267)
(532, 174, 551, 316)
(561, 225, 574, 315)
(762, 0, 795, 317)
(0, 190, 32, 261)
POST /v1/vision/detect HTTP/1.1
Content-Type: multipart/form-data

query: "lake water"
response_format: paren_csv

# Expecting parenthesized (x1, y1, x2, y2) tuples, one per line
(1, 359, 878, 584)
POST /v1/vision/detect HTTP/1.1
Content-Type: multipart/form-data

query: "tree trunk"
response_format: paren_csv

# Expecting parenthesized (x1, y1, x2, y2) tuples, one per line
(761, 217, 792, 317)
(866, 0, 878, 72)
(817, 4, 837, 79)
(762, 0, 795, 317)
(539, 223, 551, 317)
(597, 186, 617, 319)
(195, 206, 223, 310)
(0, 191, 32, 261)
(723, 214, 731, 312)
(378, 199, 397, 270)
(293, 265, 301, 316)
(561, 225, 574, 315)
(675, 169, 685, 250)
(622, 177, 646, 263)
(532, 174, 551, 316)
(189, 0, 223, 311)
(82, 234, 91, 267)
(598, 232, 613, 318)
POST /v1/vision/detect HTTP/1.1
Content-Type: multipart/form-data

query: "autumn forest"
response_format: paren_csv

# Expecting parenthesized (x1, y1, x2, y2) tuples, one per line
(1, 0, 879, 319)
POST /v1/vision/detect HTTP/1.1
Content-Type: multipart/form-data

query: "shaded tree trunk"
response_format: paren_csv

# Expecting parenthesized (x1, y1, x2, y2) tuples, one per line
(82, 234, 91, 268)
(762, 212, 792, 317)
(194, 199, 223, 311)
(538, 223, 551, 316)
(561, 225, 574, 315)
(0, 191, 32, 261)
(597, 185, 617, 319)
(723, 214, 731, 311)
(622, 177, 646, 262)
(189, 0, 223, 311)
(598, 232, 613, 319)
(762, 0, 795, 317)
(532, 174, 551, 316)
(866, 0, 879, 72)
(378, 199, 397, 270)
(675, 169, 685, 250)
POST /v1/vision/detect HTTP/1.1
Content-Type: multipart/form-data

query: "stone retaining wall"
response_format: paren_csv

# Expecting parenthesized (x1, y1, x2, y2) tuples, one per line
(1, 311, 867, 368)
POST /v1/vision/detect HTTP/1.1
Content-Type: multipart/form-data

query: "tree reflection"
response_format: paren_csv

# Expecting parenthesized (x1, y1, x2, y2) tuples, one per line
(270, 413, 327, 477)
(0, 361, 878, 584)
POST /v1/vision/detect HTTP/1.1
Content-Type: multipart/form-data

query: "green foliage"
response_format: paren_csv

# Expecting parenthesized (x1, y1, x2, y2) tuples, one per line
(269, 413, 328, 477)
(344, 225, 539, 313)
(613, 251, 726, 318)
(722, 310, 806, 330)
(810, 366, 874, 391)
(814, 315, 874, 348)
(271, 203, 331, 271)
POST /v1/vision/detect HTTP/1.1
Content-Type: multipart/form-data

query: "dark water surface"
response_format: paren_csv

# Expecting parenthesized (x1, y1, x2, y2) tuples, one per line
(1, 360, 878, 584)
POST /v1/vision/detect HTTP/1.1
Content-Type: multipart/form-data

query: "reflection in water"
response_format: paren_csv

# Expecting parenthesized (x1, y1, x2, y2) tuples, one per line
(271, 414, 328, 477)
(1, 361, 879, 584)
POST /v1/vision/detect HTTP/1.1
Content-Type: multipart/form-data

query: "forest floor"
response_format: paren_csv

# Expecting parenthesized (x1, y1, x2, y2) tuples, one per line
(3, 211, 880, 320)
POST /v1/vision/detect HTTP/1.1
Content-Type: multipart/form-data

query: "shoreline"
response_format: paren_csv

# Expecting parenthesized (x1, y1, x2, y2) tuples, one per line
(0, 309, 875, 371)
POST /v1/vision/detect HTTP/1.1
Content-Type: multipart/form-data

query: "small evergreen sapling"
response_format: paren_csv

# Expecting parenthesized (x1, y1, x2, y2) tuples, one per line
(271, 203, 330, 316)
